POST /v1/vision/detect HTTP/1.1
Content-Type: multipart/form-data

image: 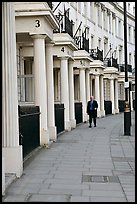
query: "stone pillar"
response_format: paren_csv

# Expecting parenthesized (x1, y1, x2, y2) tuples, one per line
(114, 79, 119, 113)
(60, 57, 71, 131)
(95, 74, 101, 117)
(110, 78, 115, 114)
(68, 60, 76, 128)
(90, 75, 93, 96)
(46, 42, 57, 141)
(2, 157, 5, 195)
(79, 68, 87, 122)
(32, 34, 49, 146)
(2, 2, 23, 178)
(86, 69, 90, 102)
(100, 75, 105, 117)
(130, 91, 133, 111)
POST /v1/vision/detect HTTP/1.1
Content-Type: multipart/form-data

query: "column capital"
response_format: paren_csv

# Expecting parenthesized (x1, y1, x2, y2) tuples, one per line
(94, 73, 100, 76)
(68, 58, 75, 65)
(85, 67, 90, 72)
(59, 56, 69, 60)
(31, 34, 47, 40)
(79, 67, 86, 71)
(46, 41, 55, 47)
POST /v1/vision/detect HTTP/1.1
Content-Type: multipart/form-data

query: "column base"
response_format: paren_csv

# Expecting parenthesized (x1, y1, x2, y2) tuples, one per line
(97, 110, 102, 118)
(65, 120, 71, 131)
(40, 129, 49, 147)
(2, 157, 5, 196)
(49, 126, 57, 142)
(101, 110, 105, 117)
(115, 109, 119, 114)
(70, 119, 76, 129)
(2, 146, 23, 178)
(112, 109, 115, 114)
(83, 113, 88, 122)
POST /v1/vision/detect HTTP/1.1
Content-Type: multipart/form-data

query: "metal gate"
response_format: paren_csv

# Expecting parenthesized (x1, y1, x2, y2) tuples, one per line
(104, 101, 112, 115)
(75, 102, 83, 124)
(54, 104, 64, 135)
(18, 105, 40, 158)
(118, 100, 125, 112)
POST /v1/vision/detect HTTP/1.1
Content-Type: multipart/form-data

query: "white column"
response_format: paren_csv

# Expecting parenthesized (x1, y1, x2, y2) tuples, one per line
(86, 69, 90, 102)
(60, 57, 71, 131)
(114, 79, 119, 113)
(2, 157, 5, 195)
(130, 91, 133, 111)
(2, 2, 23, 177)
(95, 74, 101, 117)
(32, 34, 49, 146)
(68, 60, 76, 128)
(100, 75, 105, 117)
(46, 42, 57, 141)
(79, 68, 87, 122)
(90, 75, 93, 96)
(110, 78, 115, 114)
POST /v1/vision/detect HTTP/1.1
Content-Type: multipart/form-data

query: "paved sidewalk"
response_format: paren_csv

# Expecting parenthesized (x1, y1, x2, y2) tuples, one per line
(2, 111, 135, 202)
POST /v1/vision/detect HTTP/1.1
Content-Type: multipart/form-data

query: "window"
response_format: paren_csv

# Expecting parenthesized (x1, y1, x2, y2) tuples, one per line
(115, 17, 117, 36)
(84, 2, 87, 16)
(133, 7, 135, 15)
(91, 35, 94, 49)
(98, 38, 101, 50)
(78, 2, 81, 13)
(128, 3, 130, 12)
(129, 53, 132, 65)
(118, 46, 122, 64)
(118, 19, 121, 37)
(128, 26, 131, 42)
(109, 14, 111, 33)
(90, 2, 93, 19)
(17, 57, 34, 103)
(98, 5, 102, 27)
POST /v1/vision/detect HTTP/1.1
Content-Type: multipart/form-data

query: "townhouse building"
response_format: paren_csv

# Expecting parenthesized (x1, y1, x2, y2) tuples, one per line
(2, 2, 135, 195)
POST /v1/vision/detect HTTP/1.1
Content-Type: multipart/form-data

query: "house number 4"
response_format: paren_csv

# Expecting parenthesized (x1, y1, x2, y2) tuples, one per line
(35, 20, 41, 28)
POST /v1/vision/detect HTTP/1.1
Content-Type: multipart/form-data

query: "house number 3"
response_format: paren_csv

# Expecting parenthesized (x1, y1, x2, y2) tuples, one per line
(35, 20, 41, 28)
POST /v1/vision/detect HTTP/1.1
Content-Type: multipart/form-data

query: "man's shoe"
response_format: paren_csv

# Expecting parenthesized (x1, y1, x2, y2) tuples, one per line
(89, 125, 92, 128)
(94, 125, 96, 127)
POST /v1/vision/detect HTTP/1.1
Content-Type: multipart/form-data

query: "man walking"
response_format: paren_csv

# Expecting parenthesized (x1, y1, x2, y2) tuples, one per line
(87, 96, 98, 128)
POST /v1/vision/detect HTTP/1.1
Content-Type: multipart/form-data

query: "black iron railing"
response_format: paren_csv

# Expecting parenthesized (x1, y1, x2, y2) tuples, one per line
(89, 47, 103, 61)
(104, 101, 112, 115)
(107, 57, 118, 68)
(47, 2, 52, 10)
(74, 36, 89, 52)
(54, 14, 73, 38)
(75, 102, 83, 124)
(118, 64, 132, 72)
(18, 105, 40, 158)
(65, 15, 73, 37)
(54, 104, 64, 135)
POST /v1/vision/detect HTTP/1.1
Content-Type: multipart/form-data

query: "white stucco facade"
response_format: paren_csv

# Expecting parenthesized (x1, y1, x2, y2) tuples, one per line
(2, 2, 135, 195)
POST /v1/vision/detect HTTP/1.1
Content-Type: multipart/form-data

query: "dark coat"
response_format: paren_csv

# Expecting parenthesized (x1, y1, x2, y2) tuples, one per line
(87, 100, 98, 117)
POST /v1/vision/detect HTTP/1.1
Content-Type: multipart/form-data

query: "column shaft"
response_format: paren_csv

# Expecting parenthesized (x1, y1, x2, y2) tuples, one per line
(2, 2, 23, 177)
(95, 74, 101, 117)
(100, 75, 105, 116)
(33, 35, 49, 145)
(68, 60, 76, 128)
(110, 78, 115, 114)
(79, 68, 87, 122)
(114, 79, 119, 113)
(60, 57, 71, 131)
(46, 43, 57, 140)
(86, 69, 90, 102)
